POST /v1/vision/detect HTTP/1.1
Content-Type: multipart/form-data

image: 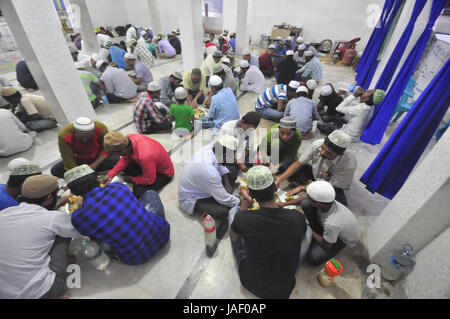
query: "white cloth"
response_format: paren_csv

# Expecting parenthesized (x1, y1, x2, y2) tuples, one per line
(0, 203, 82, 299)
(298, 139, 357, 190)
(240, 65, 265, 94)
(96, 33, 112, 47)
(100, 66, 137, 99)
(178, 145, 240, 215)
(98, 48, 111, 64)
(318, 201, 359, 247)
(335, 95, 373, 141)
(125, 26, 137, 44)
(0, 109, 34, 157)
(200, 53, 223, 77)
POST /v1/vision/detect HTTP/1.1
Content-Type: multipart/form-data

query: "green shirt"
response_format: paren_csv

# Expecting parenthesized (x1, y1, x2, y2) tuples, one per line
(170, 104, 194, 131)
(259, 124, 302, 165)
(78, 70, 99, 102)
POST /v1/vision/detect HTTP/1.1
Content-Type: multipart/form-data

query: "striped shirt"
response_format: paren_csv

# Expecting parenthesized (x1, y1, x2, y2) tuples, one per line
(297, 57, 323, 82)
(255, 84, 287, 110)
(133, 91, 166, 133)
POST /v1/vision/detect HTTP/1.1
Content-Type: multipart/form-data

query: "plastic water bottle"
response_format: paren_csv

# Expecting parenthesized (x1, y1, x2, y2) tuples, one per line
(201, 213, 217, 258)
(381, 244, 416, 283)
(317, 258, 343, 288)
(76, 239, 110, 271)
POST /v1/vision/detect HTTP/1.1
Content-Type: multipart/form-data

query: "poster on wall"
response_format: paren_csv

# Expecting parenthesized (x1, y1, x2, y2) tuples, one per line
(53, 0, 74, 34)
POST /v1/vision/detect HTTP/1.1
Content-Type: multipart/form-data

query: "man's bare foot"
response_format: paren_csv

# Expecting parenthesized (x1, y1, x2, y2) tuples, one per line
(125, 98, 138, 103)
(26, 88, 35, 92)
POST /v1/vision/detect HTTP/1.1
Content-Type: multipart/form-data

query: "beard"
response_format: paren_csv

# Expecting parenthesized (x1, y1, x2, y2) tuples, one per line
(45, 195, 58, 211)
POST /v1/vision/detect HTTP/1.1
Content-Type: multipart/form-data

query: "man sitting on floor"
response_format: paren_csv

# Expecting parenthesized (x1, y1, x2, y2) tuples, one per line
(238, 60, 266, 94)
(124, 53, 154, 92)
(169, 87, 195, 138)
(229, 165, 307, 299)
(102, 132, 174, 199)
(0, 175, 81, 299)
(178, 136, 241, 221)
(0, 109, 35, 157)
(284, 86, 319, 139)
(183, 68, 206, 108)
(64, 165, 170, 265)
(258, 45, 276, 77)
(242, 49, 259, 68)
(51, 117, 119, 178)
(301, 181, 359, 266)
(296, 51, 323, 83)
(254, 81, 297, 121)
(97, 61, 137, 104)
(157, 71, 183, 109)
(275, 130, 357, 206)
(156, 36, 176, 58)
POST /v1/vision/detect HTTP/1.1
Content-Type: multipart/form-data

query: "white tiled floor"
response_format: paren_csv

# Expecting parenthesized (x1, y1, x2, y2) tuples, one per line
(1, 52, 413, 299)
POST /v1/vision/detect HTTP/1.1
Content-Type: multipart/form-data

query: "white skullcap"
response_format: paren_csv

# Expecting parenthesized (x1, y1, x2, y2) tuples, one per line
(268, 44, 276, 49)
(286, 36, 292, 40)
(307, 181, 336, 203)
(298, 44, 306, 51)
(91, 53, 99, 61)
(296, 36, 304, 43)
(239, 60, 250, 68)
(288, 80, 300, 89)
(242, 49, 251, 56)
(320, 85, 333, 96)
(328, 130, 352, 149)
(96, 60, 107, 70)
(286, 50, 294, 56)
(174, 87, 187, 100)
(124, 53, 136, 60)
(275, 36, 282, 41)
(147, 81, 161, 92)
(8, 158, 31, 171)
(218, 135, 238, 151)
(304, 50, 314, 57)
(296, 86, 309, 94)
(306, 79, 317, 90)
(73, 117, 95, 132)
(223, 57, 231, 64)
(209, 75, 223, 86)
(141, 31, 147, 36)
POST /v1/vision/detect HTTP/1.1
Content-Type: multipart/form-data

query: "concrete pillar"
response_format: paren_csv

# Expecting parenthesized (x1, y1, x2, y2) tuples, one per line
(368, 129, 450, 272)
(1, 0, 96, 126)
(178, 0, 204, 72)
(222, 0, 237, 33)
(70, 0, 100, 54)
(369, 0, 433, 89)
(235, 0, 250, 55)
(148, 0, 162, 33)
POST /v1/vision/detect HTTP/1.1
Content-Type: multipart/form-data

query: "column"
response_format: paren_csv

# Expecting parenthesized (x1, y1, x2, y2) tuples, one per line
(148, 0, 162, 33)
(70, 0, 100, 54)
(367, 129, 450, 271)
(235, 0, 249, 55)
(178, 0, 204, 72)
(223, 0, 237, 34)
(1, 0, 96, 126)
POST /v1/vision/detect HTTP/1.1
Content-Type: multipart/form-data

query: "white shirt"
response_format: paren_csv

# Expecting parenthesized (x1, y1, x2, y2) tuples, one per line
(101, 66, 137, 99)
(125, 26, 137, 44)
(319, 201, 359, 247)
(96, 33, 112, 47)
(240, 65, 266, 94)
(335, 95, 373, 141)
(298, 139, 357, 190)
(0, 203, 82, 299)
(178, 145, 240, 215)
(0, 109, 34, 157)
(219, 119, 258, 156)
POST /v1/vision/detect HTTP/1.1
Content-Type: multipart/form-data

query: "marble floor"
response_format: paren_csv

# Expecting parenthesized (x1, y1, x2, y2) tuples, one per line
(1, 51, 416, 299)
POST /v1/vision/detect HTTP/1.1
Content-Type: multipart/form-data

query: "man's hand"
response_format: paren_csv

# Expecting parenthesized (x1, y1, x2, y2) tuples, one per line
(122, 175, 133, 183)
(238, 163, 248, 172)
(240, 186, 253, 204)
(354, 86, 364, 97)
(55, 195, 71, 209)
(286, 185, 306, 197)
(89, 162, 99, 172)
(102, 175, 112, 185)
(191, 99, 198, 108)
(75, 196, 84, 208)
(276, 201, 287, 208)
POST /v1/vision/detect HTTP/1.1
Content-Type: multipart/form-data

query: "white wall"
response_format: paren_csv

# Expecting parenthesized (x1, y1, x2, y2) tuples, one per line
(85, 0, 129, 27)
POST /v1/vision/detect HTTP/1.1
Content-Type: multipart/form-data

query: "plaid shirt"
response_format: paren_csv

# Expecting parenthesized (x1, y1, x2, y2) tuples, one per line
(134, 41, 155, 70)
(71, 183, 170, 265)
(133, 91, 165, 133)
(297, 57, 323, 81)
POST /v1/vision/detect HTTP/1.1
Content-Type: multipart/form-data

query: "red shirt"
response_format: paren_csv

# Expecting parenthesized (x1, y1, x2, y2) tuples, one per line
(64, 127, 105, 165)
(258, 52, 275, 72)
(107, 134, 174, 185)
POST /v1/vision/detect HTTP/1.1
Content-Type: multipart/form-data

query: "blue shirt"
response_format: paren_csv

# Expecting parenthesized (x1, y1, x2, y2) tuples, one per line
(71, 183, 170, 265)
(0, 184, 18, 211)
(209, 87, 240, 135)
(229, 38, 236, 52)
(109, 46, 127, 69)
(297, 57, 323, 81)
(285, 96, 319, 132)
(274, 44, 287, 56)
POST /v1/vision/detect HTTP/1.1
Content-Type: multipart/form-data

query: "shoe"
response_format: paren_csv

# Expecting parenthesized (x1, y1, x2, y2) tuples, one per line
(216, 218, 229, 240)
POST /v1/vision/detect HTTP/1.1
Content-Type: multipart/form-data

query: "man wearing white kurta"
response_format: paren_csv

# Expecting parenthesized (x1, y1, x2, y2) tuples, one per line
(238, 60, 266, 94)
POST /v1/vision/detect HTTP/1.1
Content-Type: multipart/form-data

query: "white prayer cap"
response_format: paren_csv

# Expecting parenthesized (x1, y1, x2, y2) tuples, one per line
(91, 53, 99, 61)
(73, 117, 95, 132)
(304, 50, 314, 57)
(174, 87, 187, 100)
(218, 135, 238, 151)
(268, 44, 276, 49)
(242, 49, 251, 56)
(328, 130, 352, 149)
(320, 85, 333, 96)
(239, 60, 250, 68)
(298, 44, 306, 51)
(275, 36, 282, 41)
(296, 86, 309, 94)
(286, 50, 294, 56)
(172, 29, 177, 33)
(288, 80, 300, 89)
(147, 81, 161, 92)
(306, 79, 317, 90)
(141, 31, 147, 36)
(96, 60, 107, 70)
(209, 75, 223, 87)
(223, 57, 231, 64)
(286, 36, 292, 40)
(124, 53, 136, 60)
(296, 36, 304, 43)
(306, 181, 336, 203)
(8, 158, 31, 171)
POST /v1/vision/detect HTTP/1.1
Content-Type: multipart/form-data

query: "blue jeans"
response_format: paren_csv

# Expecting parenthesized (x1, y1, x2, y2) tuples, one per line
(228, 206, 247, 266)
(256, 106, 284, 121)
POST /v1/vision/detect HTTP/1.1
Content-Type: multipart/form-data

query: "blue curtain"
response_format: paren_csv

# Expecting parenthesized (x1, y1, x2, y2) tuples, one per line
(360, 0, 446, 145)
(355, 0, 404, 89)
(360, 59, 450, 199)
(375, 0, 427, 90)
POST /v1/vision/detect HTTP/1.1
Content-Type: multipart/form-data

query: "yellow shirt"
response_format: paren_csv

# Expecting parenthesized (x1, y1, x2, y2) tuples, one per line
(183, 71, 206, 91)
